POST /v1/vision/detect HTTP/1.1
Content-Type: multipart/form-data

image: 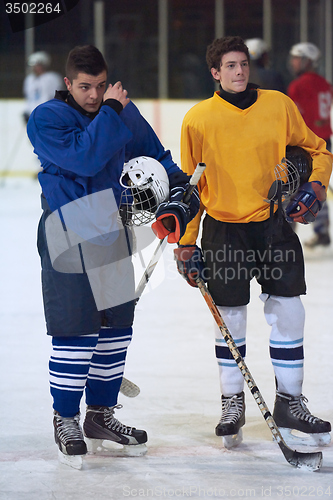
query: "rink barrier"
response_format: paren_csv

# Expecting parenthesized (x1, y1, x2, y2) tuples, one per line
(0, 98, 198, 178)
(0, 98, 332, 200)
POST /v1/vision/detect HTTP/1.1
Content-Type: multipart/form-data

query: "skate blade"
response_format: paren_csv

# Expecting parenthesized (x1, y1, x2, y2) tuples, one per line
(58, 449, 84, 469)
(86, 438, 147, 457)
(222, 429, 243, 449)
(279, 427, 331, 448)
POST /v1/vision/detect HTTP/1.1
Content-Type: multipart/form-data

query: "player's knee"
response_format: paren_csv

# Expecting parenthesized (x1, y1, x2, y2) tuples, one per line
(264, 295, 305, 334)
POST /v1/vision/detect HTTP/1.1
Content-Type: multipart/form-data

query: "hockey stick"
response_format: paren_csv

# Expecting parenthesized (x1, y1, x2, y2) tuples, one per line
(134, 162, 206, 305)
(196, 277, 323, 471)
(134, 238, 167, 304)
(120, 163, 206, 398)
(120, 376, 140, 397)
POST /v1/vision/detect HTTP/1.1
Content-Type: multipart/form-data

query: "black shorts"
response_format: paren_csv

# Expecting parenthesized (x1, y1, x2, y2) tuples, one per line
(37, 207, 135, 337)
(201, 213, 306, 307)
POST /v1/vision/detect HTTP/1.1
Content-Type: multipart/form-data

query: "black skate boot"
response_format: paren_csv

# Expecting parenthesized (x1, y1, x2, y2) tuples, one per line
(273, 392, 331, 447)
(53, 411, 87, 469)
(304, 233, 331, 248)
(215, 392, 245, 449)
(83, 404, 148, 456)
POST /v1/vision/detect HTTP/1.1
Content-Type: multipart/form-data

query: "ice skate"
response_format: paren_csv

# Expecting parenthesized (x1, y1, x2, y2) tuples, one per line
(303, 233, 332, 260)
(215, 392, 245, 449)
(304, 233, 330, 248)
(53, 411, 87, 469)
(83, 404, 148, 456)
(273, 392, 331, 448)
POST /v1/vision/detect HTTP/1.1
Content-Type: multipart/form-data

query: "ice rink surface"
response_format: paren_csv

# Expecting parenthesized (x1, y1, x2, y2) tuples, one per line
(0, 179, 332, 500)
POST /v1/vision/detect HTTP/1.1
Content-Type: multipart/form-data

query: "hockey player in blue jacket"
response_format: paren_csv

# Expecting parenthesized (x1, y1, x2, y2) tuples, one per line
(27, 45, 199, 468)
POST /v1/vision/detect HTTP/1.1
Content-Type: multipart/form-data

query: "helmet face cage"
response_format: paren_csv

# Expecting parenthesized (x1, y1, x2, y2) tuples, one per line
(276, 158, 300, 200)
(119, 157, 169, 226)
(266, 158, 300, 204)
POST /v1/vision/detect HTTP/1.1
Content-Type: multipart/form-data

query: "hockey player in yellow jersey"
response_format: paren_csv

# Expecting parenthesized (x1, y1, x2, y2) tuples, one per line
(174, 36, 332, 449)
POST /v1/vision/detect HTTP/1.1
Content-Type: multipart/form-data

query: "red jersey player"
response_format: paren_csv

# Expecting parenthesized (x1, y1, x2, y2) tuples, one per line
(288, 43, 332, 248)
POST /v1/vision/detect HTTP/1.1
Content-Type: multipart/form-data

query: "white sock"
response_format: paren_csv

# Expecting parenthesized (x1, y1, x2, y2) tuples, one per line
(262, 294, 305, 396)
(215, 305, 247, 397)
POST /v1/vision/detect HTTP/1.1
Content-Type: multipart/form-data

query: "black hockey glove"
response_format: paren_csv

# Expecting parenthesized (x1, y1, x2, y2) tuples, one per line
(169, 170, 200, 220)
(168, 170, 200, 221)
(285, 181, 326, 224)
(174, 245, 206, 287)
(151, 171, 200, 243)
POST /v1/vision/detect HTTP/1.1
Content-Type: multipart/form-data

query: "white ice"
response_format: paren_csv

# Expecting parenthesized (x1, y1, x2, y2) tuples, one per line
(0, 179, 332, 500)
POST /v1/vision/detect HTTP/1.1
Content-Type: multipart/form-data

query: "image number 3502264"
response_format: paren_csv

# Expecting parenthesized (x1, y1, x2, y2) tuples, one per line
(5, 1, 81, 32)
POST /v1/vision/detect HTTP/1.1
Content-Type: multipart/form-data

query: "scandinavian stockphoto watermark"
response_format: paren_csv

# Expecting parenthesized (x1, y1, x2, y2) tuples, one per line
(44, 189, 296, 310)
(121, 484, 332, 497)
(122, 485, 257, 497)
(175, 245, 297, 284)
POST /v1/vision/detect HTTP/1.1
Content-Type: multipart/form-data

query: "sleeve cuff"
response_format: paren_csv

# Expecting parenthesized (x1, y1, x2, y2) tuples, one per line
(102, 99, 124, 115)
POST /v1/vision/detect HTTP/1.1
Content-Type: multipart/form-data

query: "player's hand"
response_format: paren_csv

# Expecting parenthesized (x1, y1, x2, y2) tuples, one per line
(152, 200, 190, 243)
(103, 82, 130, 108)
(151, 170, 200, 243)
(285, 181, 326, 224)
(174, 245, 206, 287)
(160, 216, 176, 232)
(168, 171, 200, 222)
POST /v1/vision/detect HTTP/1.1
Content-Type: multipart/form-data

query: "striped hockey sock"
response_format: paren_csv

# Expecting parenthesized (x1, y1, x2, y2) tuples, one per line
(49, 327, 132, 417)
(85, 326, 132, 406)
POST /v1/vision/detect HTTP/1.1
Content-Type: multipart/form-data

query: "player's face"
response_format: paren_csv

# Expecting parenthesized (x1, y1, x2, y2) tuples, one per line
(289, 56, 303, 76)
(211, 51, 249, 93)
(64, 71, 107, 112)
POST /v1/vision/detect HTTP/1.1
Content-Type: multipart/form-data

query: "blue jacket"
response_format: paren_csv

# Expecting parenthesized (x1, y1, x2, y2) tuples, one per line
(27, 93, 179, 212)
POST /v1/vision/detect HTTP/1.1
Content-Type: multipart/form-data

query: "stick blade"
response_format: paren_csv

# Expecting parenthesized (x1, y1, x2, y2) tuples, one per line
(120, 377, 140, 398)
(279, 441, 323, 471)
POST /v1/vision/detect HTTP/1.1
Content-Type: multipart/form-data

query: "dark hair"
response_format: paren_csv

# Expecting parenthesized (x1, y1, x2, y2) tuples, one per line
(206, 36, 250, 71)
(65, 45, 108, 82)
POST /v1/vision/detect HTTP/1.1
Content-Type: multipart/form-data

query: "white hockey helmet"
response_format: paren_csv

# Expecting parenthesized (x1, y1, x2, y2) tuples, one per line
(119, 156, 169, 226)
(245, 38, 269, 60)
(27, 51, 51, 67)
(289, 43, 321, 63)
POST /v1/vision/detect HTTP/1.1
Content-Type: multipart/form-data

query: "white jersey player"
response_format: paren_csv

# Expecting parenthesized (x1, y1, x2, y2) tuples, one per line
(23, 51, 64, 121)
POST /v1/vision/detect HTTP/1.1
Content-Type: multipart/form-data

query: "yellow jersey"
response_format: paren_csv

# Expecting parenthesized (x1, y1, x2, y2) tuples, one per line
(180, 89, 333, 245)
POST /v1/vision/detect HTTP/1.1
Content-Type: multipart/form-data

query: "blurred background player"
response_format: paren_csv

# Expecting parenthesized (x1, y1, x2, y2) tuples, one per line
(23, 51, 64, 178)
(23, 51, 64, 123)
(245, 38, 286, 93)
(288, 42, 332, 249)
